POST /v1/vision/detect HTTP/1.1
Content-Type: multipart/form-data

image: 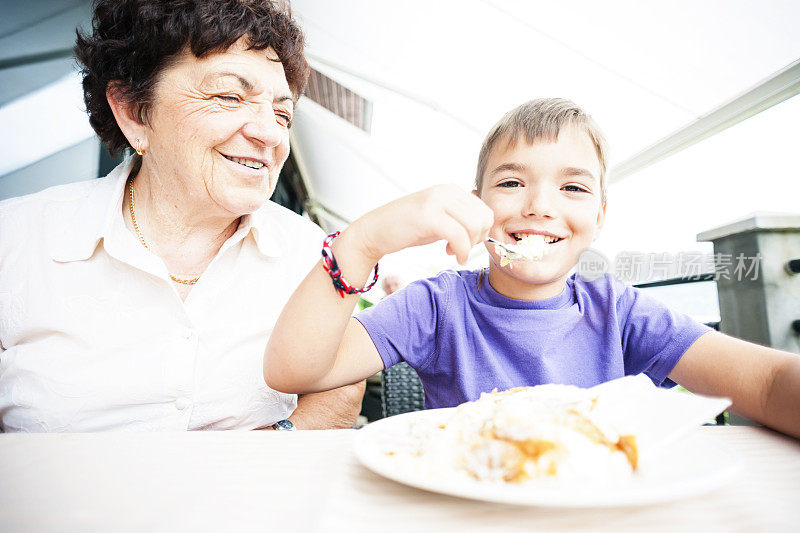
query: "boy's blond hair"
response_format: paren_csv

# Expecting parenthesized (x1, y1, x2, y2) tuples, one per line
(475, 98, 609, 203)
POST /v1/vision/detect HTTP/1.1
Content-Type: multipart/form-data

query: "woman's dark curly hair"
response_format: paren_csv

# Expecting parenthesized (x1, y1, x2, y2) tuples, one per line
(75, 0, 310, 156)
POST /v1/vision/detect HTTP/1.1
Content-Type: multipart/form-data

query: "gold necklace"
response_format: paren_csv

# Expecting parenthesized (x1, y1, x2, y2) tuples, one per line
(128, 179, 200, 286)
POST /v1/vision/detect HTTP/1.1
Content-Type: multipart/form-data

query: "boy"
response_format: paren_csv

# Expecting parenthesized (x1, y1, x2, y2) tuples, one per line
(265, 98, 800, 439)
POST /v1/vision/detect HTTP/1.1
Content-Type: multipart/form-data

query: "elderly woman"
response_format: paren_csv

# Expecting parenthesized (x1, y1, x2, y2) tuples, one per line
(0, 0, 364, 431)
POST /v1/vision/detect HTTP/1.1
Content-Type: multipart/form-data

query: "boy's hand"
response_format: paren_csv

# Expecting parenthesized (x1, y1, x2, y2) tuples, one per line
(265, 185, 493, 395)
(348, 185, 494, 265)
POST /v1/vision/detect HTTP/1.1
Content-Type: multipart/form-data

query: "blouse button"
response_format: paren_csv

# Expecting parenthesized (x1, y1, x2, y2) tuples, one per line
(175, 397, 192, 410)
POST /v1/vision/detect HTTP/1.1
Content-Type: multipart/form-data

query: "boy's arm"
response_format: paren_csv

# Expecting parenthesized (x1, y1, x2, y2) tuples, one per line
(264, 185, 493, 394)
(669, 330, 800, 439)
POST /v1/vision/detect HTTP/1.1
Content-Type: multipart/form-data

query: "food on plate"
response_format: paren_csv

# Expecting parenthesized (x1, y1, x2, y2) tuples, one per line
(383, 384, 639, 484)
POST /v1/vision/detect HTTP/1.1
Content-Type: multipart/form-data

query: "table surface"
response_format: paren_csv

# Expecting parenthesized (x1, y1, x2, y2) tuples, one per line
(0, 426, 798, 533)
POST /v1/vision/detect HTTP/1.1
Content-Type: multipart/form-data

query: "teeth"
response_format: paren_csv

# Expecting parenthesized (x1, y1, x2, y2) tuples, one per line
(225, 155, 265, 169)
(513, 233, 560, 244)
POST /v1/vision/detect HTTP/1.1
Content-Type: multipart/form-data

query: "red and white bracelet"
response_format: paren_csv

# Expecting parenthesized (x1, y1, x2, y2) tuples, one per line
(321, 231, 380, 298)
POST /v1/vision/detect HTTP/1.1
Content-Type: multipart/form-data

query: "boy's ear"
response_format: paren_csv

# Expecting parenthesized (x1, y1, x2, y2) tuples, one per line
(106, 82, 149, 152)
(592, 200, 607, 242)
(471, 189, 480, 198)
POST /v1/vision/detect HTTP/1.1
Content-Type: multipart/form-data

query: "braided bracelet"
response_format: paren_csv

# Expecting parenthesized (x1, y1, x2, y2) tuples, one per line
(321, 231, 380, 298)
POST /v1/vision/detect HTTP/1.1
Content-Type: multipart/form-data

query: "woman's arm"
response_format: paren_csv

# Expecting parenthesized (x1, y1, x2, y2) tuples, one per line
(272, 382, 367, 430)
(669, 330, 800, 438)
(264, 185, 493, 394)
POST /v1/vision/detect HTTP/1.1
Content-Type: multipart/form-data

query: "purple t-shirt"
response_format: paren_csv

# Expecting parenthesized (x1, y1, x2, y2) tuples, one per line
(356, 271, 710, 409)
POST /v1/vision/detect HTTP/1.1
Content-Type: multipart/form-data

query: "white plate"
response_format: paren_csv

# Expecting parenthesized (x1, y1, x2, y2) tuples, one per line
(354, 408, 742, 508)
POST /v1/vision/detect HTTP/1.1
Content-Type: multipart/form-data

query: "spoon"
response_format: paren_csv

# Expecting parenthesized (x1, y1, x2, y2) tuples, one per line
(485, 237, 529, 260)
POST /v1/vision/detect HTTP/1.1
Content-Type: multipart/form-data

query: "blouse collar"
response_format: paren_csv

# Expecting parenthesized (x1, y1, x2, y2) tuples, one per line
(50, 156, 283, 262)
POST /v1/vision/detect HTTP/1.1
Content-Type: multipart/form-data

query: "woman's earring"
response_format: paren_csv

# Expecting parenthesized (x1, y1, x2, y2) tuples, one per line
(134, 139, 145, 156)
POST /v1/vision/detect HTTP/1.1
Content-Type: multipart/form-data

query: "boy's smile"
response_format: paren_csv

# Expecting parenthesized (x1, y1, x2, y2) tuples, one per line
(478, 125, 606, 300)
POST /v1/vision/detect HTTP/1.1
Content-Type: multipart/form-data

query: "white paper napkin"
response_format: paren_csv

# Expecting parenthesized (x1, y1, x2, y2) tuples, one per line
(589, 375, 731, 461)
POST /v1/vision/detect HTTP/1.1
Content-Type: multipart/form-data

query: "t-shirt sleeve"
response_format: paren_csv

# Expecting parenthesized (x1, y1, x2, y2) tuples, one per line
(354, 275, 448, 371)
(615, 279, 712, 386)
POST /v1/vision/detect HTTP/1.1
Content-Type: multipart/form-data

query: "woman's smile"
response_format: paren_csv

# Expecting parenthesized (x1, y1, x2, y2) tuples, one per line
(218, 151, 271, 176)
(220, 153, 268, 170)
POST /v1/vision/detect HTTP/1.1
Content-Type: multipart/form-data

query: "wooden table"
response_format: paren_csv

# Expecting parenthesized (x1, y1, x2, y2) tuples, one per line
(0, 426, 798, 532)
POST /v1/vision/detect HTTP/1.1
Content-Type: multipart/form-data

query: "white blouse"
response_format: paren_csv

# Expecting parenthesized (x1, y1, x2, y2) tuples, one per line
(0, 157, 324, 431)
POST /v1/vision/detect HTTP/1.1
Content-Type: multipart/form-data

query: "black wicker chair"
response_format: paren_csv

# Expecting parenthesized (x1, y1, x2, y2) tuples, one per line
(381, 362, 425, 418)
